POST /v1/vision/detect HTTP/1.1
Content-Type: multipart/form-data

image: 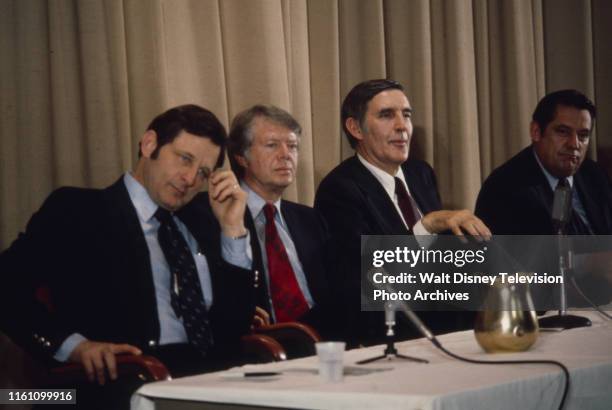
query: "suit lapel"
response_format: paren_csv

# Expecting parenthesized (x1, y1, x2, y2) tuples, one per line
(521, 148, 555, 217)
(574, 171, 605, 234)
(103, 178, 159, 335)
(281, 202, 315, 281)
(244, 207, 271, 311)
(349, 157, 409, 234)
(245, 208, 264, 274)
(402, 162, 435, 214)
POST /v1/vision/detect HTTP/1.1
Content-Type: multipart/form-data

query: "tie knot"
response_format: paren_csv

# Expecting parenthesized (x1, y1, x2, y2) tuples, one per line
(263, 203, 276, 222)
(154, 207, 173, 224)
(557, 178, 570, 190)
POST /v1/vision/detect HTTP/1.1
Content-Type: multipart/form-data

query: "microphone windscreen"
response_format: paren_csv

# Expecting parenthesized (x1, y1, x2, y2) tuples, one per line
(552, 185, 572, 225)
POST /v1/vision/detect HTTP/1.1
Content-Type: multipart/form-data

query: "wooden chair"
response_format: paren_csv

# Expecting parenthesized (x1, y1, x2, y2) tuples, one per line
(1, 323, 319, 393)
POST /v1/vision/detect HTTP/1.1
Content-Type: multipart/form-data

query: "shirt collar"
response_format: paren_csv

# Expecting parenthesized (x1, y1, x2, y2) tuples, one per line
(123, 172, 159, 223)
(357, 153, 410, 197)
(241, 181, 283, 223)
(532, 147, 573, 191)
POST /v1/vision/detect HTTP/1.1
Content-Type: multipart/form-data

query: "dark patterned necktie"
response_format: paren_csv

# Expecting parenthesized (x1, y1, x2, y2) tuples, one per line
(395, 177, 418, 229)
(155, 208, 213, 356)
(556, 178, 592, 235)
(263, 204, 309, 322)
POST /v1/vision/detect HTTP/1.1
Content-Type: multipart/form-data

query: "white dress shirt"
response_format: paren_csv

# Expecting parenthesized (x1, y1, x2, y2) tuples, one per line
(242, 182, 314, 322)
(357, 154, 431, 235)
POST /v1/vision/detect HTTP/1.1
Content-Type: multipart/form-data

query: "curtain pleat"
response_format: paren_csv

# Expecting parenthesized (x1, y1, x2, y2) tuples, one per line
(0, 0, 609, 248)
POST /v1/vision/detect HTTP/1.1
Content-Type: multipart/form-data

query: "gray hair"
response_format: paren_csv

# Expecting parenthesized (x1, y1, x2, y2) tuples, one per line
(228, 105, 302, 179)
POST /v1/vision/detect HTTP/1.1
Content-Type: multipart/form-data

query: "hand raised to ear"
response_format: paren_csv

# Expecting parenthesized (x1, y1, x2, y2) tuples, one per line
(208, 170, 248, 238)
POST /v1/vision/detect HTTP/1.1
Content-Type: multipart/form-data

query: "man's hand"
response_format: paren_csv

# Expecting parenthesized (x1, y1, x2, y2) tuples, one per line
(421, 209, 492, 239)
(208, 170, 248, 238)
(68, 340, 142, 385)
(251, 306, 271, 329)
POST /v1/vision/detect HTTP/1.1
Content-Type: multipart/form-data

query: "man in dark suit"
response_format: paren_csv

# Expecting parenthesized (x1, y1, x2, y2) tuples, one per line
(476, 89, 612, 235)
(0, 105, 255, 408)
(475, 89, 612, 307)
(227, 105, 335, 338)
(314, 79, 490, 346)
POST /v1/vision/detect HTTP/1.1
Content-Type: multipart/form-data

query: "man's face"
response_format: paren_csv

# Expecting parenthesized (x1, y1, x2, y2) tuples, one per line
(138, 130, 221, 211)
(531, 105, 592, 178)
(350, 89, 413, 174)
(240, 117, 299, 198)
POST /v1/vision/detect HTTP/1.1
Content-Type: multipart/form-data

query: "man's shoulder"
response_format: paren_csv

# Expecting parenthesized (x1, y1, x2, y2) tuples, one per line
(401, 158, 436, 180)
(280, 199, 312, 213)
(281, 199, 324, 219)
(319, 156, 360, 183)
(40, 185, 107, 213)
(49, 185, 103, 198)
(316, 156, 377, 204)
(482, 147, 533, 188)
(577, 157, 610, 181)
(402, 157, 434, 172)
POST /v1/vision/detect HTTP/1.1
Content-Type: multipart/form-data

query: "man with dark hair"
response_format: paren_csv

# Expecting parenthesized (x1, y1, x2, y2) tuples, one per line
(475, 89, 610, 235)
(475, 90, 612, 311)
(315, 79, 490, 346)
(0, 104, 255, 408)
(228, 105, 335, 339)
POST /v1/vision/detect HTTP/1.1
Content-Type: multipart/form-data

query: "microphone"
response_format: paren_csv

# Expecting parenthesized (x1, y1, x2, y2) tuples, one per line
(365, 257, 569, 410)
(368, 267, 436, 342)
(392, 299, 436, 342)
(551, 183, 572, 233)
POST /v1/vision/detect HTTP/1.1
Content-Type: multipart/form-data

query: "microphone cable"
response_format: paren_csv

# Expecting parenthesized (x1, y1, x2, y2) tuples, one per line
(427, 336, 569, 410)
(365, 251, 571, 409)
(397, 308, 570, 410)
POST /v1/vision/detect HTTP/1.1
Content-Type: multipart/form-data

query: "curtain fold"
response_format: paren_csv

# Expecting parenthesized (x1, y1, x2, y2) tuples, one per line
(0, 0, 609, 248)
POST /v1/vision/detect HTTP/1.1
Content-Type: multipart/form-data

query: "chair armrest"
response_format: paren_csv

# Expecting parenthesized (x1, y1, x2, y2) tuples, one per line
(47, 355, 170, 386)
(253, 322, 321, 358)
(241, 334, 287, 362)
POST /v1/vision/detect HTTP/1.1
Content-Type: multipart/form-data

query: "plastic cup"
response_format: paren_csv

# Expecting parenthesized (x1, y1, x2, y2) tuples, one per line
(315, 341, 346, 383)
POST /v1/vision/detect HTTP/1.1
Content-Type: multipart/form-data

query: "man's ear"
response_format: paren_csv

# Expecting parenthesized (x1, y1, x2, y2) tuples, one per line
(345, 117, 364, 141)
(140, 130, 158, 158)
(530, 121, 542, 143)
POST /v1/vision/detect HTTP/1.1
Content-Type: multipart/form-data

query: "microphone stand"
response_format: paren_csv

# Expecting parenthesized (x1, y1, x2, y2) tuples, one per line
(538, 223, 591, 329)
(356, 303, 428, 365)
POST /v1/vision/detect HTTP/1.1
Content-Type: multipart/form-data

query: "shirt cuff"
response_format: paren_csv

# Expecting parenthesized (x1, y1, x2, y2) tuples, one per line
(53, 333, 87, 362)
(413, 220, 437, 249)
(221, 232, 252, 269)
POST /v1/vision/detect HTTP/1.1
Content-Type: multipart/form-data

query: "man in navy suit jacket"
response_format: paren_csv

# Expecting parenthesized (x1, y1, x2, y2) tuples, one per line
(0, 105, 255, 409)
(475, 90, 612, 306)
(476, 89, 612, 235)
(227, 105, 335, 339)
(315, 79, 490, 346)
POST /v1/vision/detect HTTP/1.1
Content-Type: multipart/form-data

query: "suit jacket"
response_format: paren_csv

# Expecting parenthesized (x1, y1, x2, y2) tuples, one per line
(475, 146, 612, 306)
(315, 156, 472, 346)
(475, 146, 612, 235)
(0, 178, 255, 368)
(245, 200, 336, 338)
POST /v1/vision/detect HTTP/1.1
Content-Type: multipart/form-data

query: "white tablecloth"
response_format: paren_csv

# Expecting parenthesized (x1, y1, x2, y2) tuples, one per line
(132, 311, 612, 410)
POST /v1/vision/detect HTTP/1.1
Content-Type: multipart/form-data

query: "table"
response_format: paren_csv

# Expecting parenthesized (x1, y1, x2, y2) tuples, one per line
(131, 311, 612, 410)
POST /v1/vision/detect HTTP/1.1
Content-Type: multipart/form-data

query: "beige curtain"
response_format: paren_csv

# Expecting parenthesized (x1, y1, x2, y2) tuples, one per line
(1, 0, 610, 249)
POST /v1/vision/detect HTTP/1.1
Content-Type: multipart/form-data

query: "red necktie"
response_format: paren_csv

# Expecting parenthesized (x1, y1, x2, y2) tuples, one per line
(263, 204, 309, 322)
(395, 177, 418, 229)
